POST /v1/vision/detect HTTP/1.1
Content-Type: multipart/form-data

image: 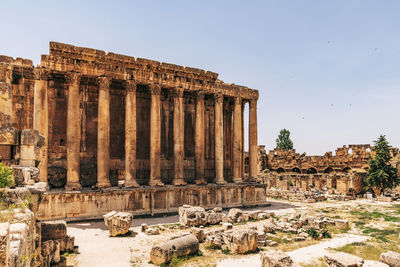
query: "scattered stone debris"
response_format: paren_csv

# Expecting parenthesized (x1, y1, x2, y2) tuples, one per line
(150, 234, 199, 265)
(103, 211, 133, 237)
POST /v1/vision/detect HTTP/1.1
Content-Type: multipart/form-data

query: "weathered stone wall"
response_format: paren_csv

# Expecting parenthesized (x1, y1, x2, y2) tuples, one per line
(266, 144, 373, 173)
(33, 183, 268, 221)
(263, 171, 365, 195)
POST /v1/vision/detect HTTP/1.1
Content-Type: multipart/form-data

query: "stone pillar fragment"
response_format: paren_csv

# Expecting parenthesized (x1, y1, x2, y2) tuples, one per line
(124, 80, 139, 187)
(172, 87, 186, 185)
(232, 97, 243, 183)
(97, 76, 112, 188)
(214, 93, 225, 184)
(249, 99, 258, 179)
(194, 91, 206, 184)
(65, 72, 81, 190)
(149, 84, 164, 186)
(33, 67, 50, 182)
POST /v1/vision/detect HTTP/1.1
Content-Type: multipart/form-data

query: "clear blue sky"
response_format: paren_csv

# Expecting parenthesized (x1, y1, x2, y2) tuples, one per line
(1, 0, 399, 155)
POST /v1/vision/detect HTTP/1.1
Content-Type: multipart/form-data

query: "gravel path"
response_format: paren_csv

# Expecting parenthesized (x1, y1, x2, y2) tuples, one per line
(217, 234, 369, 267)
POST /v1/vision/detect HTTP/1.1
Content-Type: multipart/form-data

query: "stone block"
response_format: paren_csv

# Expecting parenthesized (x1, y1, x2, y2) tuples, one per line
(190, 228, 205, 243)
(223, 229, 258, 254)
(150, 234, 199, 265)
(223, 223, 233, 231)
(0, 222, 9, 267)
(41, 220, 67, 241)
(103, 211, 133, 237)
(141, 223, 148, 232)
(227, 208, 244, 223)
(335, 219, 349, 230)
(380, 251, 400, 267)
(364, 260, 389, 267)
(324, 252, 363, 267)
(260, 250, 294, 267)
(58, 235, 75, 253)
(178, 205, 206, 226)
(42, 240, 61, 266)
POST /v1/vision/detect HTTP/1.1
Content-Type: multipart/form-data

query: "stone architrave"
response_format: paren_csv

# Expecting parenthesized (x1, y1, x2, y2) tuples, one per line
(194, 90, 206, 184)
(149, 84, 164, 186)
(172, 87, 186, 186)
(65, 72, 81, 190)
(96, 76, 112, 188)
(124, 80, 139, 187)
(33, 67, 50, 182)
(249, 98, 258, 179)
(214, 93, 225, 184)
(232, 97, 243, 183)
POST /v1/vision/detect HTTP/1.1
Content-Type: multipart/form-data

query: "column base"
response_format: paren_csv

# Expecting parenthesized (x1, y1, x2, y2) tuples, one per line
(65, 182, 81, 191)
(216, 179, 227, 185)
(172, 179, 187, 186)
(233, 178, 243, 183)
(195, 179, 207, 185)
(124, 180, 140, 188)
(149, 180, 164, 187)
(97, 182, 111, 189)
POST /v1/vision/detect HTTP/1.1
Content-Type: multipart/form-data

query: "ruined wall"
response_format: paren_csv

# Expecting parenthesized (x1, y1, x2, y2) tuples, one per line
(263, 171, 365, 195)
(266, 144, 372, 173)
(34, 183, 268, 221)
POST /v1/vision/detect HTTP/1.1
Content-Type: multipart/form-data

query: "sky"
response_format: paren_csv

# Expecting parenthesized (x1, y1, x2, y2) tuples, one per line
(1, 0, 399, 155)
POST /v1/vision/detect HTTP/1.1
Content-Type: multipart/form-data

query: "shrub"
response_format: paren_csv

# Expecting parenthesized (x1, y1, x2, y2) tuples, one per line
(321, 229, 332, 238)
(0, 163, 14, 188)
(306, 228, 319, 239)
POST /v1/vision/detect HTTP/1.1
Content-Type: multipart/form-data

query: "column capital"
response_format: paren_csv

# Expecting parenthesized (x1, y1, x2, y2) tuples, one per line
(234, 96, 242, 105)
(149, 83, 162, 95)
(170, 87, 184, 98)
(249, 98, 257, 107)
(34, 67, 50, 81)
(214, 93, 223, 104)
(65, 71, 81, 85)
(97, 76, 112, 92)
(195, 90, 205, 100)
(124, 80, 137, 92)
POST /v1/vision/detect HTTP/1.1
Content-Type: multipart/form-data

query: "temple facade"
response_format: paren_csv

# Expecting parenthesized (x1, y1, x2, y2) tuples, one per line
(0, 42, 259, 190)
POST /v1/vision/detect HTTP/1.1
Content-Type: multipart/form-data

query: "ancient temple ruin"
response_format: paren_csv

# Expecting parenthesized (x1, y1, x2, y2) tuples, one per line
(1, 41, 259, 188)
(0, 42, 266, 220)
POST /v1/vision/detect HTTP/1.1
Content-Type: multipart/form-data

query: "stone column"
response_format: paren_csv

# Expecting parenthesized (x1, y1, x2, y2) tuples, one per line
(249, 98, 258, 179)
(214, 93, 225, 184)
(124, 80, 139, 187)
(97, 76, 112, 188)
(33, 67, 50, 182)
(241, 101, 245, 178)
(172, 87, 186, 185)
(149, 84, 164, 186)
(65, 72, 81, 190)
(194, 90, 206, 184)
(232, 97, 243, 183)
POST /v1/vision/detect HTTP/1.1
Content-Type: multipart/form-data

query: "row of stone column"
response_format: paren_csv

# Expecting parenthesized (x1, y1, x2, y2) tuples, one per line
(33, 71, 258, 189)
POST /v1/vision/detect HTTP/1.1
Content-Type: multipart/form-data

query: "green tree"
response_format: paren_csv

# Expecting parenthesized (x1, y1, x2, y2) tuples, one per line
(0, 163, 14, 188)
(365, 135, 399, 196)
(276, 129, 294, 149)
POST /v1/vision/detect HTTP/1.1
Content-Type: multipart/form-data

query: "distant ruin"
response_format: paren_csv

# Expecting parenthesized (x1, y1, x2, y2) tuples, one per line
(256, 144, 400, 195)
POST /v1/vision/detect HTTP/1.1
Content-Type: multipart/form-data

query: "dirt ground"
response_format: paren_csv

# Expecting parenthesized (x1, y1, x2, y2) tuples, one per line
(66, 199, 400, 267)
